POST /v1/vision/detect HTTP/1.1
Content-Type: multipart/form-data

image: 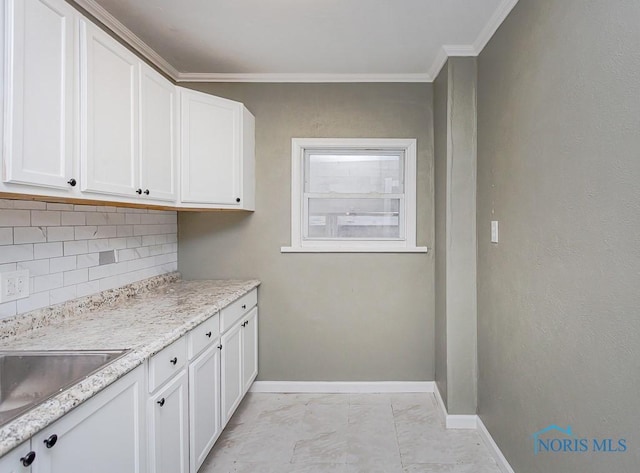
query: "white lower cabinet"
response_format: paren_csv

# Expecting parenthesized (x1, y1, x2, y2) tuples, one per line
(242, 307, 259, 393)
(0, 441, 31, 472)
(221, 320, 243, 425)
(188, 344, 221, 473)
(11, 365, 147, 473)
(148, 370, 189, 473)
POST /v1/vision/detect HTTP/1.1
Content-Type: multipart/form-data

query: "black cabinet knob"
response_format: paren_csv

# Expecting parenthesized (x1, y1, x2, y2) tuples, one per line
(44, 434, 58, 449)
(136, 188, 142, 195)
(205, 331, 212, 338)
(157, 398, 165, 407)
(169, 357, 178, 365)
(241, 304, 246, 309)
(67, 178, 76, 187)
(217, 344, 222, 350)
(144, 189, 150, 195)
(20, 451, 36, 467)
(236, 198, 241, 203)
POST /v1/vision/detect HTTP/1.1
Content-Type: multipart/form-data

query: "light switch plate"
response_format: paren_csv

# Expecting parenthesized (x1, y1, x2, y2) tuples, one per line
(491, 221, 499, 243)
(0, 270, 30, 302)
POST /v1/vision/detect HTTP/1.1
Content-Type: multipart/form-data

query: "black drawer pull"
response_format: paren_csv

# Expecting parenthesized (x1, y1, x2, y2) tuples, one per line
(241, 304, 246, 309)
(157, 398, 165, 407)
(44, 434, 58, 449)
(169, 357, 178, 365)
(21, 451, 36, 467)
(205, 331, 212, 338)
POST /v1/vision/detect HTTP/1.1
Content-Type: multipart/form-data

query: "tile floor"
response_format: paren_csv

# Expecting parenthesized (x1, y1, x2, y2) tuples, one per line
(199, 393, 502, 473)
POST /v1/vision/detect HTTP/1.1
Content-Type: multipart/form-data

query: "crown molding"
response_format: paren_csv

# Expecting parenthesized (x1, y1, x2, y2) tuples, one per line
(175, 72, 432, 83)
(72, 0, 518, 84)
(72, 0, 180, 80)
(473, 0, 519, 53)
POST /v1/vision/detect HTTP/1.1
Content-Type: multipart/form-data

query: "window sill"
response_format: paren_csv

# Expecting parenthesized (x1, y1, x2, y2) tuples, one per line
(280, 246, 429, 253)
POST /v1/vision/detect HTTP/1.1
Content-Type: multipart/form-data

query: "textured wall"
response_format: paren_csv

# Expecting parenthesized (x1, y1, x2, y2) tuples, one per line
(434, 58, 478, 414)
(178, 83, 434, 381)
(434, 62, 448, 405)
(0, 199, 177, 319)
(477, 0, 640, 471)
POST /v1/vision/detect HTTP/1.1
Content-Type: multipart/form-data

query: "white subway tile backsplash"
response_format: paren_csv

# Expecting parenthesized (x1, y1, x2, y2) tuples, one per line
(76, 253, 99, 269)
(0, 244, 34, 263)
(18, 259, 50, 276)
(63, 268, 88, 286)
(46, 203, 74, 211)
(50, 285, 77, 305)
(0, 210, 31, 227)
(0, 199, 177, 320)
(33, 272, 63, 293)
(50, 256, 77, 273)
(64, 240, 89, 256)
(34, 242, 63, 259)
(47, 226, 75, 242)
(61, 211, 86, 226)
(14, 226, 47, 244)
(17, 291, 50, 313)
(31, 210, 61, 226)
(0, 228, 13, 245)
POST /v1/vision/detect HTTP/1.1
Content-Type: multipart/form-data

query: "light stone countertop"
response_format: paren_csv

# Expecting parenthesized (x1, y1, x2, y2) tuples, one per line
(0, 274, 260, 457)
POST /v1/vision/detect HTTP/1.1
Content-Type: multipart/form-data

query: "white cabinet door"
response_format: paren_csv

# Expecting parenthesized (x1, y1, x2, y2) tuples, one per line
(3, 0, 76, 190)
(179, 88, 241, 205)
(0, 442, 33, 472)
(221, 321, 243, 425)
(242, 307, 258, 394)
(139, 64, 177, 202)
(148, 370, 189, 473)
(79, 18, 139, 197)
(31, 366, 146, 473)
(188, 344, 221, 473)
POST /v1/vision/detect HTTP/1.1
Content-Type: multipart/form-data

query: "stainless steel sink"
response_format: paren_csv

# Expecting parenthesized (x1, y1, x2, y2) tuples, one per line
(0, 350, 129, 427)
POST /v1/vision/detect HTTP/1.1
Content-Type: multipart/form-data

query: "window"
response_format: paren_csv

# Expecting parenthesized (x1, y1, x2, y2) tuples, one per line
(282, 138, 427, 253)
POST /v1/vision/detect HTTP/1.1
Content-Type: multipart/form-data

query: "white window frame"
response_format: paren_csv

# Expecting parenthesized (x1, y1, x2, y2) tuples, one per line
(281, 138, 428, 253)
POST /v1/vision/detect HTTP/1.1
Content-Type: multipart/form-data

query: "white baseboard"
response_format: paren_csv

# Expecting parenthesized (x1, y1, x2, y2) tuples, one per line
(433, 384, 514, 472)
(249, 381, 435, 394)
(477, 417, 515, 473)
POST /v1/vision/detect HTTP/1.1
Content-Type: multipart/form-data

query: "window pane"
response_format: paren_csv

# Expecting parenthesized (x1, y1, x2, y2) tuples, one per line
(307, 198, 401, 239)
(305, 153, 404, 194)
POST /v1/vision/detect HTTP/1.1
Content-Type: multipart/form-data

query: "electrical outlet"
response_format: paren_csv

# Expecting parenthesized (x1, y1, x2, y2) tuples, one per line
(0, 270, 30, 302)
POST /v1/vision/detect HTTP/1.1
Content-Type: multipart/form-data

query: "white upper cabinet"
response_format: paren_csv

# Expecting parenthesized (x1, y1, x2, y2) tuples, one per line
(179, 88, 255, 210)
(139, 64, 177, 202)
(79, 18, 139, 198)
(3, 0, 77, 190)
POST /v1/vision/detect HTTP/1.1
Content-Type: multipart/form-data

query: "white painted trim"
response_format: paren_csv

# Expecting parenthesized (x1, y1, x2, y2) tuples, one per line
(433, 382, 449, 421)
(287, 138, 420, 253)
(175, 72, 432, 83)
(472, 0, 520, 54)
(427, 47, 449, 83)
(249, 381, 435, 394)
(72, 0, 180, 80)
(446, 415, 478, 429)
(443, 45, 477, 57)
(477, 417, 516, 473)
(280, 246, 428, 253)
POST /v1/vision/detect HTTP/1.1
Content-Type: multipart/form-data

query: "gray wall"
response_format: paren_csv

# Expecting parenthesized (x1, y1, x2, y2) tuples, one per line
(434, 62, 448, 405)
(434, 58, 478, 414)
(477, 0, 640, 471)
(178, 83, 435, 381)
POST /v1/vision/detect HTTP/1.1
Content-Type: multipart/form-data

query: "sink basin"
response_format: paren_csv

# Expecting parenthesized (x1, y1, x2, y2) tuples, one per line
(0, 350, 129, 427)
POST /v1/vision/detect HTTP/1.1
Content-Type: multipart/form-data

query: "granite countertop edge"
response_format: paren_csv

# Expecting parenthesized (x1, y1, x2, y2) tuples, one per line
(0, 276, 260, 457)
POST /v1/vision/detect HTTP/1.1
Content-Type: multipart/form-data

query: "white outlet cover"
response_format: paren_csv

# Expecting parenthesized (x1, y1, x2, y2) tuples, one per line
(491, 221, 499, 243)
(0, 269, 30, 303)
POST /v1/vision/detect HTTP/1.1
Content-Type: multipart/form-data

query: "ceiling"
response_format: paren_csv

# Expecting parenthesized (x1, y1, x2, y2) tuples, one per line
(74, 0, 518, 82)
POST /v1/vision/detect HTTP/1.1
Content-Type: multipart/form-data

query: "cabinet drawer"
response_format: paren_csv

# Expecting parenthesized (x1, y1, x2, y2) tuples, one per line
(188, 313, 220, 360)
(220, 289, 257, 333)
(149, 337, 187, 392)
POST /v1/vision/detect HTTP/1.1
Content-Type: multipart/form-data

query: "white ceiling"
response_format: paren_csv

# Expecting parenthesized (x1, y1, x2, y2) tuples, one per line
(75, 0, 518, 82)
